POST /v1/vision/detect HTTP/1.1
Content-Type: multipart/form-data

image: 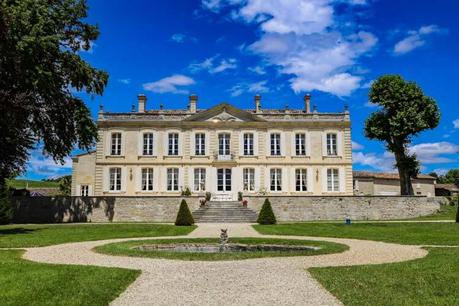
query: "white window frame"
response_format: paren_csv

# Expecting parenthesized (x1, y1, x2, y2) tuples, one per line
(142, 133, 154, 156)
(109, 167, 122, 191)
(80, 185, 89, 196)
(243, 168, 255, 191)
(295, 169, 308, 191)
(110, 132, 122, 156)
(167, 168, 179, 191)
(243, 133, 254, 156)
(327, 168, 340, 192)
(168, 133, 179, 156)
(194, 168, 206, 191)
(326, 133, 338, 156)
(195, 133, 206, 156)
(270, 133, 281, 156)
(141, 168, 154, 191)
(270, 168, 282, 191)
(295, 133, 306, 156)
(218, 133, 231, 156)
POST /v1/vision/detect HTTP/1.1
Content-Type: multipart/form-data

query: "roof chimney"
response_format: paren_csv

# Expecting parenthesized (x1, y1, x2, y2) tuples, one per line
(138, 94, 147, 113)
(254, 94, 261, 113)
(304, 94, 311, 113)
(189, 94, 197, 113)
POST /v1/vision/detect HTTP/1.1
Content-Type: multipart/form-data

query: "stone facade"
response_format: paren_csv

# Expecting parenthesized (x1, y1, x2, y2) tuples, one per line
(72, 94, 353, 200)
(12, 196, 441, 223)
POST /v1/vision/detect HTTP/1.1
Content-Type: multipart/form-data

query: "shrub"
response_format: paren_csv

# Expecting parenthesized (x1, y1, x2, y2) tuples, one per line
(0, 191, 13, 225)
(175, 199, 195, 226)
(257, 198, 276, 225)
(181, 187, 191, 197)
(238, 191, 243, 202)
(205, 192, 212, 201)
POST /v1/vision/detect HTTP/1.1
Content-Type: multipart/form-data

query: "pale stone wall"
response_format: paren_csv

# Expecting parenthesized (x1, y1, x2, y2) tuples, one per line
(12, 196, 442, 223)
(354, 178, 435, 197)
(71, 152, 96, 196)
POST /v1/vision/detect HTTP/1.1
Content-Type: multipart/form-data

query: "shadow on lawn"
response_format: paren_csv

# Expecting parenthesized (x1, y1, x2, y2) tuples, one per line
(0, 228, 37, 236)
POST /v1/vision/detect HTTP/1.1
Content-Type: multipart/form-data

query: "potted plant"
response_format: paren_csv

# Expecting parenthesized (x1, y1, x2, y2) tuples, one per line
(199, 198, 207, 207)
(242, 199, 248, 207)
(238, 191, 243, 202)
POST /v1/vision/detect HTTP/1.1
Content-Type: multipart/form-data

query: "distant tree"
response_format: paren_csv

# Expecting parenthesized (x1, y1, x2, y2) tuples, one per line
(437, 169, 459, 184)
(59, 175, 72, 196)
(364, 75, 440, 195)
(428, 172, 438, 179)
(0, 0, 108, 191)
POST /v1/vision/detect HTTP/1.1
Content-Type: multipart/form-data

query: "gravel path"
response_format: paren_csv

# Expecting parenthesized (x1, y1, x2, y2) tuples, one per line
(22, 223, 428, 306)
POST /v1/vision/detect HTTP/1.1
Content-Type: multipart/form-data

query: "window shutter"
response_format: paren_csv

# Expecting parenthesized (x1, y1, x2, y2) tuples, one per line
(337, 131, 343, 156)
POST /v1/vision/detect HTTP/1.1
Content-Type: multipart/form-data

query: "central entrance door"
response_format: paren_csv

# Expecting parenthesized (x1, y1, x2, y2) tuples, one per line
(215, 168, 232, 201)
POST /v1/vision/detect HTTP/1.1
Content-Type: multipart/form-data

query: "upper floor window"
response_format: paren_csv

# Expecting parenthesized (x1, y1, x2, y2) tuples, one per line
(326, 133, 337, 156)
(243, 133, 254, 156)
(167, 168, 179, 191)
(295, 133, 306, 156)
(194, 168, 206, 191)
(143, 133, 154, 156)
(168, 133, 179, 156)
(80, 185, 89, 197)
(195, 133, 206, 156)
(243, 168, 255, 191)
(111, 133, 121, 155)
(270, 168, 282, 191)
(295, 169, 308, 191)
(109, 167, 122, 191)
(141, 168, 154, 191)
(270, 133, 281, 156)
(218, 133, 230, 155)
(327, 168, 339, 192)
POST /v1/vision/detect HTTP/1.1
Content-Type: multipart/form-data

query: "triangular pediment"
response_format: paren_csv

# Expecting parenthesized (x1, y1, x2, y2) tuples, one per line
(184, 103, 266, 122)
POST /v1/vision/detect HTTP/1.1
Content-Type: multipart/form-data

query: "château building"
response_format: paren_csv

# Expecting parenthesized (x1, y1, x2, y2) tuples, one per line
(71, 94, 353, 200)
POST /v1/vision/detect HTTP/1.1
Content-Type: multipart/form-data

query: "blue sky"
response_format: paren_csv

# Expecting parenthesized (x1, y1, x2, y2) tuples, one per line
(23, 0, 459, 180)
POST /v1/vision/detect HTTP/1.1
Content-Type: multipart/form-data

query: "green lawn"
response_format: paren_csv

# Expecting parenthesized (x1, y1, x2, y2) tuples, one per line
(254, 222, 459, 245)
(0, 224, 195, 248)
(0, 249, 139, 306)
(7, 179, 60, 189)
(310, 247, 459, 306)
(95, 237, 348, 261)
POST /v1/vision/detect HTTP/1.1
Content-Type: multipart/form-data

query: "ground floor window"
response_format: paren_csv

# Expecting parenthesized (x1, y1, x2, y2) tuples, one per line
(167, 168, 179, 191)
(295, 169, 308, 191)
(243, 168, 255, 191)
(109, 168, 122, 191)
(270, 168, 282, 191)
(194, 168, 206, 191)
(80, 185, 89, 196)
(327, 168, 339, 192)
(141, 168, 154, 191)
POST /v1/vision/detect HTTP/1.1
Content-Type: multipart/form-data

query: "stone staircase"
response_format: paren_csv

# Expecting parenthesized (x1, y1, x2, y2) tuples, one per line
(192, 201, 258, 223)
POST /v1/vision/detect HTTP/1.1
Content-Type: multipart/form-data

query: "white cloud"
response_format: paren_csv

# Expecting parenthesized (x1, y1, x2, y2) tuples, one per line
(248, 65, 266, 75)
(228, 80, 269, 97)
(352, 141, 364, 151)
(202, 0, 377, 96)
(364, 101, 378, 108)
(393, 24, 445, 55)
(143, 75, 195, 94)
(118, 78, 131, 85)
(189, 55, 237, 74)
(353, 151, 395, 172)
(171, 33, 186, 43)
(409, 142, 459, 164)
(453, 118, 459, 129)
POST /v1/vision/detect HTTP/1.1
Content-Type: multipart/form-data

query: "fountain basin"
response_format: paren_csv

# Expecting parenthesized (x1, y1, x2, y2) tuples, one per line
(133, 243, 320, 253)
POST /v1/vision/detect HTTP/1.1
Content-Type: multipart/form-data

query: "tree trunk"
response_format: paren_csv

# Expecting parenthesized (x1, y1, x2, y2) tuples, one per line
(394, 151, 414, 196)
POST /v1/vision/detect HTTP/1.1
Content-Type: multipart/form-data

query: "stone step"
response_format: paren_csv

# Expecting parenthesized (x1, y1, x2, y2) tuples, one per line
(192, 201, 258, 223)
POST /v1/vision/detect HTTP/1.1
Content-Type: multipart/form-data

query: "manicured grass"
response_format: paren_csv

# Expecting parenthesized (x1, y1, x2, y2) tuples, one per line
(309, 247, 459, 306)
(409, 204, 457, 220)
(254, 222, 459, 245)
(95, 237, 348, 261)
(7, 179, 60, 189)
(0, 249, 139, 306)
(0, 224, 196, 248)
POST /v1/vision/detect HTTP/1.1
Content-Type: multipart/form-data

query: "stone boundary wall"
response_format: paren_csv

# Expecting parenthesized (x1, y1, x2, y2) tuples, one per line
(11, 196, 444, 223)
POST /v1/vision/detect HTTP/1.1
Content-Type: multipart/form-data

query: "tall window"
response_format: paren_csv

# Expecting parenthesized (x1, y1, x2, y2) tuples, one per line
(194, 168, 206, 191)
(141, 168, 154, 191)
(111, 133, 121, 155)
(80, 185, 89, 196)
(327, 168, 339, 192)
(270, 169, 282, 191)
(168, 133, 179, 156)
(295, 169, 308, 191)
(167, 168, 179, 191)
(218, 133, 230, 155)
(326, 133, 337, 156)
(243, 168, 255, 191)
(195, 133, 206, 156)
(143, 133, 154, 156)
(295, 133, 306, 156)
(109, 168, 121, 191)
(243, 133, 254, 156)
(270, 133, 281, 156)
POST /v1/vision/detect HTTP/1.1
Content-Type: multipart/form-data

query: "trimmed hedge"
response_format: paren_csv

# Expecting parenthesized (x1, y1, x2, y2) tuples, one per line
(175, 199, 195, 226)
(257, 198, 276, 225)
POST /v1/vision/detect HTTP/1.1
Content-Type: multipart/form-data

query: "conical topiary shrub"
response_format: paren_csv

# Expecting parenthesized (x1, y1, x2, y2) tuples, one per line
(257, 198, 276, 225)
(175, 199, 195, 226)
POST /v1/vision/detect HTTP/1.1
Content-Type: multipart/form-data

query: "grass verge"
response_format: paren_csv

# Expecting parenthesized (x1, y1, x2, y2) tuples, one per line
(407, 204, 457, 221)
(0, 250, 139, 306)
(0, 224, 195, 248)
(95, 237, 348, 261)
(309, 247, 459, 306)
(253, 222, 459, 245)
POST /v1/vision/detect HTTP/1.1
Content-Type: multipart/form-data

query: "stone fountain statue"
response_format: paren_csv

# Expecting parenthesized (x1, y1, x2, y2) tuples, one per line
(219, 228, 228, 252)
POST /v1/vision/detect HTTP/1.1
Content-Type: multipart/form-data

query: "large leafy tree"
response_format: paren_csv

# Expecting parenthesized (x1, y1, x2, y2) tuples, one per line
(0, 0, 107, 189)
(364, 75, 440, 195)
